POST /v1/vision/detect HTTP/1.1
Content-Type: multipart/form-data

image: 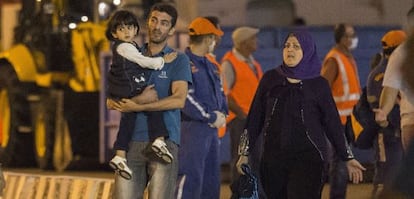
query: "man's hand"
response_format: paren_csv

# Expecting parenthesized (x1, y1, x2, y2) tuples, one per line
(106, 98, 117, 110)
(236, 155, 249, 175)
(209, 111, 226, 128)
(131, 85, 158, 104)
(114, 99, 144, 112)
(108, 98, 144, 112)
(346, 159, 366, 184)
(373, 108, 389, 127)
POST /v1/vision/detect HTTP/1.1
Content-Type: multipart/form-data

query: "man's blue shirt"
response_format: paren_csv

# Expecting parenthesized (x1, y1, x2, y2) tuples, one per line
(131, 45, 192, 145)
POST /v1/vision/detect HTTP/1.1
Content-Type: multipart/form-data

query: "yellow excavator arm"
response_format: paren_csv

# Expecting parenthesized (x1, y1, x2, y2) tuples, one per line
(69, 21, 109, 92)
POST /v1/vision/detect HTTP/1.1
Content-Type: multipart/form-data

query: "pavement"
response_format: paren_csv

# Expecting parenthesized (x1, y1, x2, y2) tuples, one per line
(1, 167, 373, 199)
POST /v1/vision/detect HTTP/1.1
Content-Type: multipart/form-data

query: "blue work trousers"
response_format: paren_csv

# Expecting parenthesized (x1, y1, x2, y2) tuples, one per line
(179, 121, 220, 199)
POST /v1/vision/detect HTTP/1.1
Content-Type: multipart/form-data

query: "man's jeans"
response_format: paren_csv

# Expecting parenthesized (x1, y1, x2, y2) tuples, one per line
(113, 140, 178, 199)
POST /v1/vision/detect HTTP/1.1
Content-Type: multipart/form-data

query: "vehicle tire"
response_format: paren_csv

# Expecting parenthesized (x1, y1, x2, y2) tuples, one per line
(30, 91, 57, 170)
(0, 60, 36, 167)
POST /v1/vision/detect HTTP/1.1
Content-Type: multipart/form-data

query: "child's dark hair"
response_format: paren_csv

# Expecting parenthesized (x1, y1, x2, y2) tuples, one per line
(106, 10, 140, 41)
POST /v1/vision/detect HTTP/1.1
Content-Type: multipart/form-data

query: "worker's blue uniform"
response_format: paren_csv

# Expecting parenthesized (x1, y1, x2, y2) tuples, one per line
(179, 47, 228, 199)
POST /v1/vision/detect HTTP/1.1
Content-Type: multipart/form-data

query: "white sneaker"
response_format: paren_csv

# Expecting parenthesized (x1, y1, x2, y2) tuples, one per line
(151, 139, 173, 163)
(109, 155, 132, 180)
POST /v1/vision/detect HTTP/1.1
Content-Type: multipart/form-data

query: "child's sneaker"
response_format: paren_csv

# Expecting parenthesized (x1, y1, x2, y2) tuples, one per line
(151, 139, 173, 163)
(109, 155, 132, 180)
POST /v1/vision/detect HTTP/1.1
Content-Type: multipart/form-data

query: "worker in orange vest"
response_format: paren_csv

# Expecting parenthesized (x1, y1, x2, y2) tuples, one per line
(321, 23, 361, 199)
(221, 26, 263, 182)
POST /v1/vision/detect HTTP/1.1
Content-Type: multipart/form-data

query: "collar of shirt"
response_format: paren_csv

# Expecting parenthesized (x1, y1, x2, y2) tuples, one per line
(232, 48, 258, 75)
(232, 48, 255, 64)
(141, 43, 173, 57)
(185, 47, 207, 62)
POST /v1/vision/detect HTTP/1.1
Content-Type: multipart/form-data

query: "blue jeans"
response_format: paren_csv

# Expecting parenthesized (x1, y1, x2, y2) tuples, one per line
(113, 140, 179, 199)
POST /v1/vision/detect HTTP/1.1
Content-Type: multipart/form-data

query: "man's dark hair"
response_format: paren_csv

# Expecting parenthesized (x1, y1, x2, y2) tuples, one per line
(149, 3, 178, 28)
(334, 23, 347, 44)
(106, 10, 140, 41)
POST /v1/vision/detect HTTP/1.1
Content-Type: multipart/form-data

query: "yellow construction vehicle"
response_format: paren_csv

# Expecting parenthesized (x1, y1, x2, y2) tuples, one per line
(0, 0, 111, 170)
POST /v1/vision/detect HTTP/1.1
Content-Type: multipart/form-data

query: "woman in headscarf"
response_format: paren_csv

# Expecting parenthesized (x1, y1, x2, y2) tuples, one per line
(235, 30, 366, 199)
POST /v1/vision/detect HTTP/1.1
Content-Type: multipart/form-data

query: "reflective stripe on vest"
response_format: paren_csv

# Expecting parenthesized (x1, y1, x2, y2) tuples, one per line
(333, 53, 361, 103)
(338, 108, 353, 117)
(324, 49, 361, 124)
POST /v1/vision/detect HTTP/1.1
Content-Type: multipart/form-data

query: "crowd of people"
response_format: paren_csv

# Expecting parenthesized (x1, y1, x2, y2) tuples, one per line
(0, 1, 411, 199)
(102, 2, 414, 199)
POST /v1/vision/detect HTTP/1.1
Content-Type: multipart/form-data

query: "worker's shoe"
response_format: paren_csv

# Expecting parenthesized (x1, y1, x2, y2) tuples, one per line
(151, 139, 173, 164)
(109, 155, 132, 180)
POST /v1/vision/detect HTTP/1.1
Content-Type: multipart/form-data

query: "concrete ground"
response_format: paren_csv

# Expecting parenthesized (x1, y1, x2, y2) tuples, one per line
(3, 167, 374, 199)
(220, 165, 373, 199)
(221, 183, 373, 199)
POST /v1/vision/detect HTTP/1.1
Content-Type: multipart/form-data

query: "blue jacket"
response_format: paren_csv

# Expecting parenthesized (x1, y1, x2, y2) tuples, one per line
(246, 69, 353, 162)
(181, 47, 228, 124)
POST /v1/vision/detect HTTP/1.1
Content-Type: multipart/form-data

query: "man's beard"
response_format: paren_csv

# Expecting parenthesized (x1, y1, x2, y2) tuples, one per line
(149, 29, 167, 44)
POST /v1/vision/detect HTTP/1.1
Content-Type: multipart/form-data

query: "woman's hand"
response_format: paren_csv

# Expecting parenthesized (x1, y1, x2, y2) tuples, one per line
(236, 155, 249, 175)
(346, 159, 366, 184)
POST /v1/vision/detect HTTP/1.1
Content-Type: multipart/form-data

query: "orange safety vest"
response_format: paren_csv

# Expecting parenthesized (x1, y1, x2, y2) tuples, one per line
(222, 51, 263, 122)
(206, 53, 228, 138)
(323, 48, 361, 124)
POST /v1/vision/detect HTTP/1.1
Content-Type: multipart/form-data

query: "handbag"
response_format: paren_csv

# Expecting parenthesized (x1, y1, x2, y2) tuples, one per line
(230, 164, 259, 199)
